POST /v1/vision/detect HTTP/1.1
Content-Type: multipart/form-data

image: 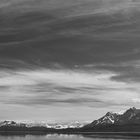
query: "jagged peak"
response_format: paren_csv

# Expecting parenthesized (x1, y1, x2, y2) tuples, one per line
(106, 112, 117, 116)
(105, 111, 123, 116)
(124, 107, 137, 113)
(130, 107, 136, 110)
(105, 112, 114, 116)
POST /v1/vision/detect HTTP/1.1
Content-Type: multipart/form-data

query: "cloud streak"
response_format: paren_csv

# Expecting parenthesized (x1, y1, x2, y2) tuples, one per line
(0, 69, 139, 109)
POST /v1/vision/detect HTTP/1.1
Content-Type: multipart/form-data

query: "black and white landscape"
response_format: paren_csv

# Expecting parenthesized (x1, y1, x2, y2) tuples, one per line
(1, 107, 140, 133)
(0, 0, 140, 139)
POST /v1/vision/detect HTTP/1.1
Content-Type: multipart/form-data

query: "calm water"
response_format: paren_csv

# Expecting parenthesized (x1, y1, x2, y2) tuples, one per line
(0, 134, 140, 140)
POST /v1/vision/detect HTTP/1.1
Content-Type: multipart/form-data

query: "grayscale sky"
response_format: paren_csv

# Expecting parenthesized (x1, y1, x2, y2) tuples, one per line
(0, 0, 140, 122)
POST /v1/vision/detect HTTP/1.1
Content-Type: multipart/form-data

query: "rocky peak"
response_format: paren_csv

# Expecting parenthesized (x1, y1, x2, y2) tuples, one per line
(84, 107, 140, 128)
(122, 107, 137, 119)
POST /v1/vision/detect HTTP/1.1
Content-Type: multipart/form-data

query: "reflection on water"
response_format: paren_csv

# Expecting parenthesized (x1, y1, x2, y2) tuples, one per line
(0, 134, 140, 140)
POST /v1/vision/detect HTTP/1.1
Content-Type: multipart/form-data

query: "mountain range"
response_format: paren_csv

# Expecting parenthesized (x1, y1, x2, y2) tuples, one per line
(81, 107, 140, 132)
(0, 120, 86, 130)
(1, 107, 140, 133)
(85, 107, 140, 126)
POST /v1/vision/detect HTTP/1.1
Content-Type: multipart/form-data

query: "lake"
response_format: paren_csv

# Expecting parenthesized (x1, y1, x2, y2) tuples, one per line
(0, 134, 140, 140)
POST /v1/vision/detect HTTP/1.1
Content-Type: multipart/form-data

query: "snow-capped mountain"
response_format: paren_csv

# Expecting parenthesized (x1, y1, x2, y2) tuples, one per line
(67, 121, 84, 128)
(46, 121, 85, 129)
(0, 121, 17, 127)
(0, 121, 27, 128)
(115, 107, 140, 125)
(0, 120, 86, 129)
(84, 107, 140, 128)
(88, 112, 119, 126)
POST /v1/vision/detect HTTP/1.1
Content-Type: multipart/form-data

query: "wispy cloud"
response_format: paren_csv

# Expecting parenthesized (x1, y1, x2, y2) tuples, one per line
(0, 68, 139, 109)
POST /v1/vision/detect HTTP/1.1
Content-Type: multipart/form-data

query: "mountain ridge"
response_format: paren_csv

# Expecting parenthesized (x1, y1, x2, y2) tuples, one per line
(0, 120, 86, 129)
(1, 107, 140, 133)
(82, 107, 140, 131)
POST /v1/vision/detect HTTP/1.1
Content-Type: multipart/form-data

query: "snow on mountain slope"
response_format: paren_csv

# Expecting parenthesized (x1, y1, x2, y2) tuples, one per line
(84, 107, 140, 128)
(0, 120, 86, 129)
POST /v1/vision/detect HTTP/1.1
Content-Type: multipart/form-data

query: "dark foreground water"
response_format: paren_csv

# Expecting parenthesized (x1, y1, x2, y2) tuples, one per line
(0, 134, 140, 140)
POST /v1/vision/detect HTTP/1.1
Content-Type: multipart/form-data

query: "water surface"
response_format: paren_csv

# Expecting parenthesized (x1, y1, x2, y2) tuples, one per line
(0, 134, 140, 140)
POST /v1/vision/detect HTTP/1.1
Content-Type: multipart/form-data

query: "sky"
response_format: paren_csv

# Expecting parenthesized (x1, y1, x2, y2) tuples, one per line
(0, 0, 140, 122)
